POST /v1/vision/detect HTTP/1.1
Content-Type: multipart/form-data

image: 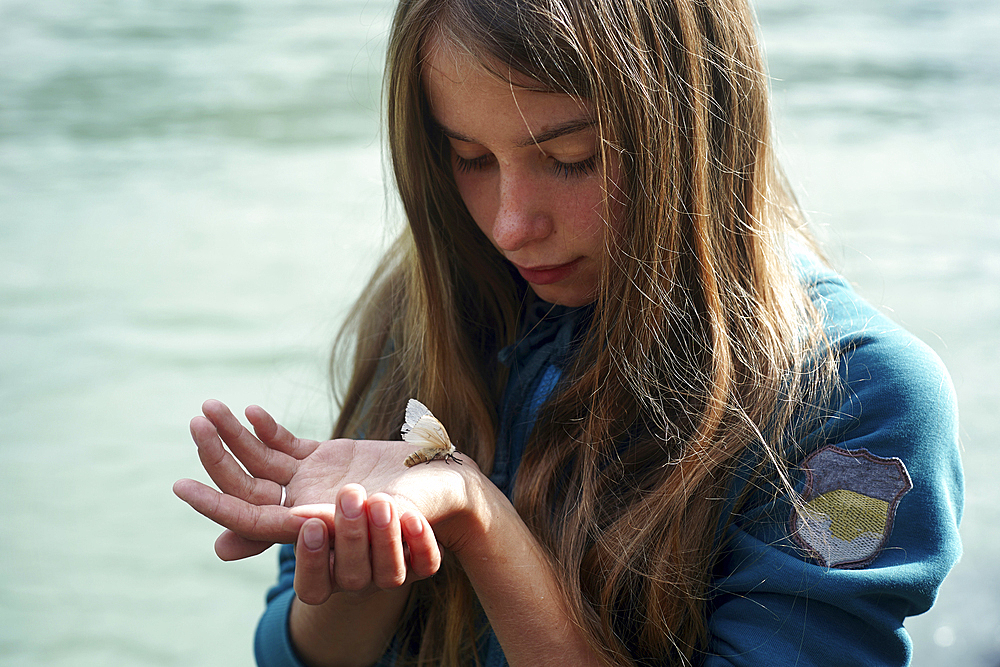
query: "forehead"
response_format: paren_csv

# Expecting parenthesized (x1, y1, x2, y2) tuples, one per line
(421, 34, 540, 95)
(421, 35, 591, 136)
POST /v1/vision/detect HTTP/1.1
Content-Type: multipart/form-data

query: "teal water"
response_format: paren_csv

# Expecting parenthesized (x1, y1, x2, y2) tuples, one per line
(1, 1, 997, 665)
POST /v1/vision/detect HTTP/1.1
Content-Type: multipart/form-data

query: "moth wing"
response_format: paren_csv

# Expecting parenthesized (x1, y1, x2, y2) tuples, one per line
(401, 398, 453, 452)
(404, 415, 453, 452)
(402, 398, 431, 435)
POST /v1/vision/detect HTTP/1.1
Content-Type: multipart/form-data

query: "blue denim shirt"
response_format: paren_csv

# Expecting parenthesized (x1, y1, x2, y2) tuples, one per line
(488, 301, 592, 501)
(481, 301, 593, 667)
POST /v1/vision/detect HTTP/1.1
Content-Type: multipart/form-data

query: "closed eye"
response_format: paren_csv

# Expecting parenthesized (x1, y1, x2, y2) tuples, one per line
(551, 155, 598, 179)
(453, 152, 598, 180)
(454, 153, 494, 174)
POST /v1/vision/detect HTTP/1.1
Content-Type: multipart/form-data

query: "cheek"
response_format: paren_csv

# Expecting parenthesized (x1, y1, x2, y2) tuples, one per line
(564, 182, 613, 242)
(452, 172, 495, 235)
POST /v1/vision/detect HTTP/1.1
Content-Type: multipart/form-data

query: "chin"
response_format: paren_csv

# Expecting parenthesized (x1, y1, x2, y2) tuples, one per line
(530, 286, 597, 308)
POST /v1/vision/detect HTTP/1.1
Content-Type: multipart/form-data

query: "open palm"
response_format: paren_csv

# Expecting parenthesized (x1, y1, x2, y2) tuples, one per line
(173, 400, 476, 561)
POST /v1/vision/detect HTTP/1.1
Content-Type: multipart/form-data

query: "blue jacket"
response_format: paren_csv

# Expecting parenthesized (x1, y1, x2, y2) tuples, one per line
(254, 258, 963, 666)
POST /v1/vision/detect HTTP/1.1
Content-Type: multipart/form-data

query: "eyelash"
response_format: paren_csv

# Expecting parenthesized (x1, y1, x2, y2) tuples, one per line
(453, 153, 598, 179)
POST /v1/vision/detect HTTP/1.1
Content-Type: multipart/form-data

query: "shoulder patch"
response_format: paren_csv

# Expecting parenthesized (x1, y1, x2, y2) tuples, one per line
(790, 445, 912, 569)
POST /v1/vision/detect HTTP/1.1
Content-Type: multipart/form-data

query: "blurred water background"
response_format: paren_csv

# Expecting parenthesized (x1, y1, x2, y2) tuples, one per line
(1, 0, 997, 665)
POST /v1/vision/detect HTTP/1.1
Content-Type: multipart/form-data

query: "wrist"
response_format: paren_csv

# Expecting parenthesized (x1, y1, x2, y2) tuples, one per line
(289, 585, 411, 667)
(445, 470, 520, 562)
(430, 462, 505, 555)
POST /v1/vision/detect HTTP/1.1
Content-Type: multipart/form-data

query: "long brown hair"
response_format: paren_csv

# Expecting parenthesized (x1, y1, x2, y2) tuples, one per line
(330, 0, 835, 664)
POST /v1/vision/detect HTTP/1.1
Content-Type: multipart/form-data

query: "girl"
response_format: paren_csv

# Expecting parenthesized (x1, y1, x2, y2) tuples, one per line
(173, 0, 963, 664)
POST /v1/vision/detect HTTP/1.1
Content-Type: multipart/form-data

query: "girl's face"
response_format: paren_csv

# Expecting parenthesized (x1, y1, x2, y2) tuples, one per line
(423, 41, 622, 307)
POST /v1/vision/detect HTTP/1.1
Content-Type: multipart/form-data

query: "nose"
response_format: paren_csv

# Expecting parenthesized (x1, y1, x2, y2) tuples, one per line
(490, 170, 553, 252)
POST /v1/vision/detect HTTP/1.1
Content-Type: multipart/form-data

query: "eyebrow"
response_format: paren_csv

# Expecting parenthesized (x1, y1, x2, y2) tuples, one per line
(436, 118, 595, 148)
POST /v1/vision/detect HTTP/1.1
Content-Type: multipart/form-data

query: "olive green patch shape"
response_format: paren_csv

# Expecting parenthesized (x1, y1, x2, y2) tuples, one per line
(803, 489, 889, 542)
(791, 445, 912, 569)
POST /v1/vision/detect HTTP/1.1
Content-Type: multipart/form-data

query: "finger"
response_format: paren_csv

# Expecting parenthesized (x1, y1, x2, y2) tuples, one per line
(214, 529, 273, 561)
(333, 484, 372, 592)
(191, 415, 284, 506)
(245, 405, 316, 459)
(366, 494, 406, 589)
(289, 503, 339, 526)
(201, 399, 297, 485)
(293, 519, 334, 605)
(400, 511, 441, 580)
(173, 478, 305, 543)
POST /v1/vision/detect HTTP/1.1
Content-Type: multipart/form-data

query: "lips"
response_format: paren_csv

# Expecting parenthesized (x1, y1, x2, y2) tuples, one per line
(511, 258, 582, 285)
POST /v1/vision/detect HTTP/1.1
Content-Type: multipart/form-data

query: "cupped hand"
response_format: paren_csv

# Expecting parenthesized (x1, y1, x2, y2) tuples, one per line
(173, 400, 479, 600)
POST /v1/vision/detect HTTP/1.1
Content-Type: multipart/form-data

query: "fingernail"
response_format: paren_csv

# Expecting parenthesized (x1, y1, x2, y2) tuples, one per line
(341, 492, 364, 520)
(403, 514, 423, 536)
(369, 500, 391, 528)
(303, 521, 324, 551)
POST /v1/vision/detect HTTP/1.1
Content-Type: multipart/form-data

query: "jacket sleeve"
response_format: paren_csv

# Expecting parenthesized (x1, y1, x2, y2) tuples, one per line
(253, 544, 402, 666)
(703, 278, 964, 666)
(254, 544, 307, 667)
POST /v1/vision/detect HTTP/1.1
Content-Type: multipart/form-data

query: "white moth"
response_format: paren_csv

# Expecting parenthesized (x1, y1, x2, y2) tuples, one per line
(401, 398, 462, 467)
